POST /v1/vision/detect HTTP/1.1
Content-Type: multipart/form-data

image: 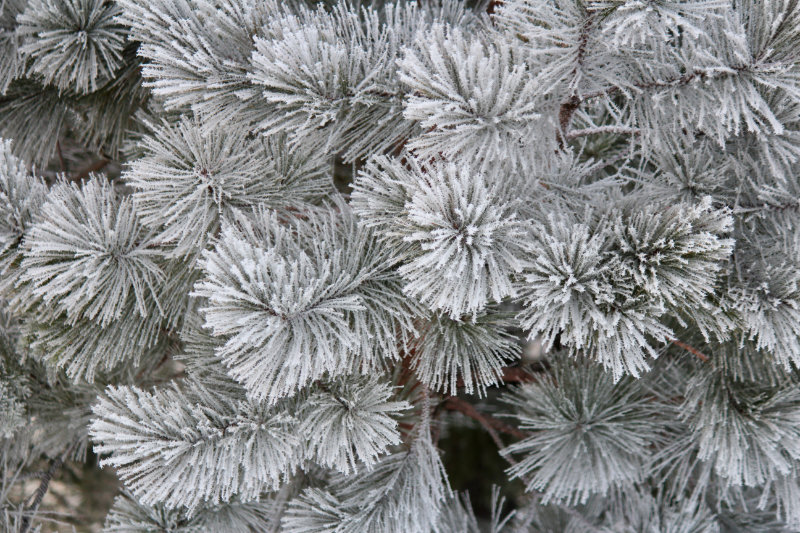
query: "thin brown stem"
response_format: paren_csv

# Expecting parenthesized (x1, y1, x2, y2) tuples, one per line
(20, 456, 63, 533)
(72, 157, 110, 182)
(446, 397, 506, 456)
(501, 367, 539, 383)
(55, 141, 66, 174)
(556, 13, 596, 147)
(670, 338, 710, 363)
(453, 366, 538, 389)
(557, 96, 581, 147)
(444, 396, 528, 441)
(565, 125, 640, 141)
(487, 0, 504, 15)
(579, 66, 734, 104)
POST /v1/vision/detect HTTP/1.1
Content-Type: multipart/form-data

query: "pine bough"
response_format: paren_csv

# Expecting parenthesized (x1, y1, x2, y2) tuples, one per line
(1, 0, 800, 531)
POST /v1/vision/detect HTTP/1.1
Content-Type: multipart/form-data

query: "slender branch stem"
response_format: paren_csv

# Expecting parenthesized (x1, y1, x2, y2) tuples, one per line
(318, 383, 352, 410)
(735, 200, 799, 214)
(579, 65, 750, 103)
(556, 12, 596, 147)
(501, 367, 538, 383)
(55, 141, 66, 174)
(72, 157, 110, 182)
(578, 72, 703, 103)
(20, 456, 64, 533)
(444, 396, 528, 441)
(557, 96, 581, 147)
(565, 125, 640, 141)
(445, 397, 507, 463)
(670, 338, 710, 363)
(487, 0, 504, 15)
(453, 366, 538, 389)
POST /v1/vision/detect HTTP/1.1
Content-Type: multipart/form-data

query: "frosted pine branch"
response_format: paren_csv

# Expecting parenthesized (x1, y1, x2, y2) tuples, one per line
(0, 0, 799, 530)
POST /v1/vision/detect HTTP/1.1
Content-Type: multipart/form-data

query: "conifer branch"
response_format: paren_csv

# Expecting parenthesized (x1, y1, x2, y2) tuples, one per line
(4, 0, 800, 529)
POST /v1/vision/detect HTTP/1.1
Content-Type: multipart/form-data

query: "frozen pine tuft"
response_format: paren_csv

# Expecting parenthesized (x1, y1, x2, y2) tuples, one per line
(501, 355, 667, 505)
(298, 376, 411, 475)
(20, 177, 163, 326)
(17, 0, 126, 94)
(90, 381, 301, 513)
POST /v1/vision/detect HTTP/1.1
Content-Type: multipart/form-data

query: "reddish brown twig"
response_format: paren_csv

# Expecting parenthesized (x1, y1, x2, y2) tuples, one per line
(557, 95, 581, 146)
(20, 455, 64, 533)
(55, 141, 66, 174)
(444, 396, 528, 442)
(72, 157, 110, 182)
(555, 16, 597, 146)
(501, 367, 538, 383)
(670, 339, 709, 363)
(452, 367, 538, 389)
(487, 0, 504, 15)
(565, 125, 640, 141)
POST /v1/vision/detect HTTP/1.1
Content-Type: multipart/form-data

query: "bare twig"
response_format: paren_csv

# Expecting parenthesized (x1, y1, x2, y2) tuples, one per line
(565, 125, 640, 141)
(452, 367, 538, 389)
(670, 338, 710, 363)
(55, 141, 66, 174)
(20, 456, 64, 533)
(501, 367, 539, 383)
(487, 0, 504, 15)
(556, 13, 596, 147)
(444, 396, 528, 442)
(557, 95, 581, 147)
(72, 157, 110, 182)
(446, 397, 507, 455)
(579, 67, 725, 104)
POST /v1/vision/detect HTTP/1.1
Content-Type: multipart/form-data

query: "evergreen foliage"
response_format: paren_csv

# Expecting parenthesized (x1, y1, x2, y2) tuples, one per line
(0, 0, 799, 531)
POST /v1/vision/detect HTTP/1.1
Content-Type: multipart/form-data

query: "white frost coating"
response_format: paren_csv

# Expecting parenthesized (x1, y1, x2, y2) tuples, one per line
(2, 0, 800, 529)
(411, 310, 521, 396)
(193, 206, 418, 404)
(354, 156, 527, 319)
(21, 177, 163, 327)
(300, 376, 411, 475)
(125, 117, 330, 257)
(90, 382, 300, 513)
(400, 24, 549, 171)
(283, 422, 449, 533)
(502, 356, 665, 504)
(0, 138, 48, 295)
(17, 0, 126, 94)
